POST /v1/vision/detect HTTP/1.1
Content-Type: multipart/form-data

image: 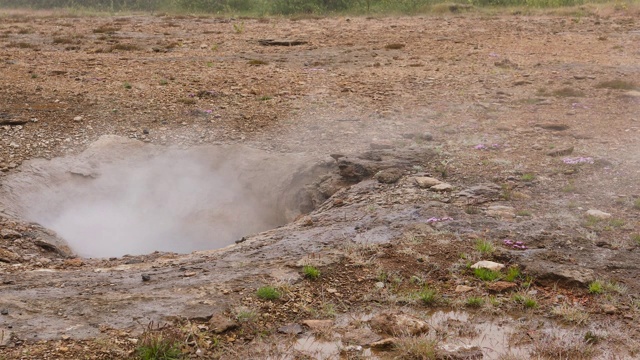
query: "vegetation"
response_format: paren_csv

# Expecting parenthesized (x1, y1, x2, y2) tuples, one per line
(136, 324, 184, 360)
(302, 265, 320, 280)
(256, 285, 281, 300)
(417, 286, 438, 305)
(465, 296, 484, 308)
(0, 0, 625, 15)
(475, 239, 495, 255)
(474, 267, 501, 281)
(588, 280, 603, 294)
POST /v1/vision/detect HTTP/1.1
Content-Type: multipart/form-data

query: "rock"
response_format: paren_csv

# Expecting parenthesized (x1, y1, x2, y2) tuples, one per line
(73, 116, 83, 122)
(141, 274, 151, 282)
(64, 258, 84, 267)
(623, 90, 640, 98)
(375, 168, 404, 184)
(183, 271, 196, 277)
(0, 118, 27, 126)
(342, 327, 382, 346)
(0, 328, 12, 347)
(486, 281, 517, 293)
(278, 323, 303, 335)
(586, 209, 611, 219)
(546, 146, 574, 157)
(369, 311, 429, 336)
(0, 248, 21, 263)
(209, 313, 238, 334)
(0, 229, 22, 239)
(302, 319, 333, 329)
(431, 183, 453, 192)
(602, 304, 617, 315)
(537, 123, 570, 131)
(441, 344, 483, 359)
(470, 261, 505, 271)
(485, 205, 515, 218)
(0, 309, 7, 315)
(455, 285, 474, 293)
(375, 282, 385, 289)
(526, 263, 595, 287)
(414, 177, 442, 188)
(370, 337, 396, 350)
(456, 183, 502, 204)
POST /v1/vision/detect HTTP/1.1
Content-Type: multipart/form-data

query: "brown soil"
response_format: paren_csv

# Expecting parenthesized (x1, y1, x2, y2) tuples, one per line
(1, 8, 640, 360)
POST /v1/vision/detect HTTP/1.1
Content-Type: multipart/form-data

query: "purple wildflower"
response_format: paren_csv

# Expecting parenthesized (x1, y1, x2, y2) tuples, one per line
(475, 144, 487, 150)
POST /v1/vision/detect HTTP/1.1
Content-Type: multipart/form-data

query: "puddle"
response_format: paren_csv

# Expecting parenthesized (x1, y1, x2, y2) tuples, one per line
(0, 136, 333, 257)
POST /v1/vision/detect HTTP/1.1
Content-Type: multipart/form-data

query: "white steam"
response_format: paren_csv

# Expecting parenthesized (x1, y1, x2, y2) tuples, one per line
(1, 136, 325, 258)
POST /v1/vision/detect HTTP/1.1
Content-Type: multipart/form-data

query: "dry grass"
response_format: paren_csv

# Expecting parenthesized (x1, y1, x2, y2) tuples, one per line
(385, 43, 406, 50)
(531, 332, 598, 359)
(595, 79, 637, 90)
(393, 335, 440, 360)
(552, 87, 585, 97)
(109, 43, 141, 51)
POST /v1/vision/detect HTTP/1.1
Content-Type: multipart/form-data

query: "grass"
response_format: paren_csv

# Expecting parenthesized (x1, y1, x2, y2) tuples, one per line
(302, 265, 320, 280)
(634, 199, 640, 210)
(93, 25, 119, 33)
(551, 304, 590, 325)
(136, 324, 183, 360)
(530, 332, 597, 359)
(588, 280, 603, 294)
(6, 41, 37, 49)
(177, 98, 196, 104)
(465, 296, 484, 308)
(609, 218, 624, 228)
(516, 210, 532, 217)
(159, 79, 168, 86)
(504, 266, 521, 282)
(123, 82, 132, 89)
(632, 234, 640, 246)
(235, 308, 257, 323)
(110, 43, 140, 51)
(417, 286, 438, 305)
(474, 267, 501, 282)
(393, 336, 440, 360)
(513, 294, 538, 308)
(475, 239, 494, 255)
(256, 286, 281, 300)
(596, 79, 637, 90)
(520, 173, 535, 182)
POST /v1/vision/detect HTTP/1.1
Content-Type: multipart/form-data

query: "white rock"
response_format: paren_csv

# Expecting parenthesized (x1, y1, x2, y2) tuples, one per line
(414, 176, 442, 188)
(471, 261, 505, 271)
(586, 209, 611, 219)
(431, 183, 453, 191)
(455, 285, 474, 293)
(73, 116, 83, 122)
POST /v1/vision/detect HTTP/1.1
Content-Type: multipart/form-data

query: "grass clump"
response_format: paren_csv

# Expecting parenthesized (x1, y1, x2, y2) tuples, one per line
(110, 43, 141, 51)
(465, 296, 484, 308)
(596, 79, 637, 90)
(588, 280, 603, 294)
(474, 267, 501, 282)
(520, 173, 535, 182)
(475, 239, 494, 255)
(93, 25, 119, 34)
(417, 286, 438, 305)
(302, 265, 320, 280)
(256, 286, 281, 300)
(136, 324, 183, 360)
(504, 266, 521, 282)
(552, 304, 589, 325)
(393, 336, 439, 360)
(513, 294, 538, 308)
(632, 234, 640, 246)
(634, 199, 640, 210)
(123, 82, 132, 89)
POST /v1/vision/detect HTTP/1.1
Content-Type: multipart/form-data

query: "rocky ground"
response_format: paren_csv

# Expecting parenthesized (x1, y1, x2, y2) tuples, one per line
(1, 6, 640, 359)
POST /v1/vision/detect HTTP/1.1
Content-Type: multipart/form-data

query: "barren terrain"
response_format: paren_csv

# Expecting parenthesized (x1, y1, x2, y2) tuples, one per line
(1, 7, 640, 359)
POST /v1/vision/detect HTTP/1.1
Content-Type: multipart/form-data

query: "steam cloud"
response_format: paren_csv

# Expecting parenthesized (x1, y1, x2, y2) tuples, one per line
(3, 137, 323, 258)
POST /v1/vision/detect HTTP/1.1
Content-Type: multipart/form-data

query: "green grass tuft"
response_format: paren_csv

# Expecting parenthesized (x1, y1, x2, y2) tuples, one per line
(417, 286, 438, 305)
(303, 265, 320, 280)
(588, 280, 603, 294)
(474, 267, 501, 282)
(475, 239, 494, 255)
(520, 173, 535, 182)
(256, 286, 281, 300)
(504, 266, 521, 282)
(465, 296, 484, 308)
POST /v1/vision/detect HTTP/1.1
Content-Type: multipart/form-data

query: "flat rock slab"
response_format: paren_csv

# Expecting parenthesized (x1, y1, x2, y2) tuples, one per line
(471, 261, 505, 271)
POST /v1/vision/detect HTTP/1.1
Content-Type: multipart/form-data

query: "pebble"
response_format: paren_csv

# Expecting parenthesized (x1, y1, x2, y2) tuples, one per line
(73, 116, 83, 122)
(414, 176, 442, 188)
(431, 183, 453, 192)
(455, 285, 474, 293)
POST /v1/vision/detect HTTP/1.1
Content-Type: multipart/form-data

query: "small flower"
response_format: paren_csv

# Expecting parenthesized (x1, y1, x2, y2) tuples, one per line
(475, 144, 487, 150)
